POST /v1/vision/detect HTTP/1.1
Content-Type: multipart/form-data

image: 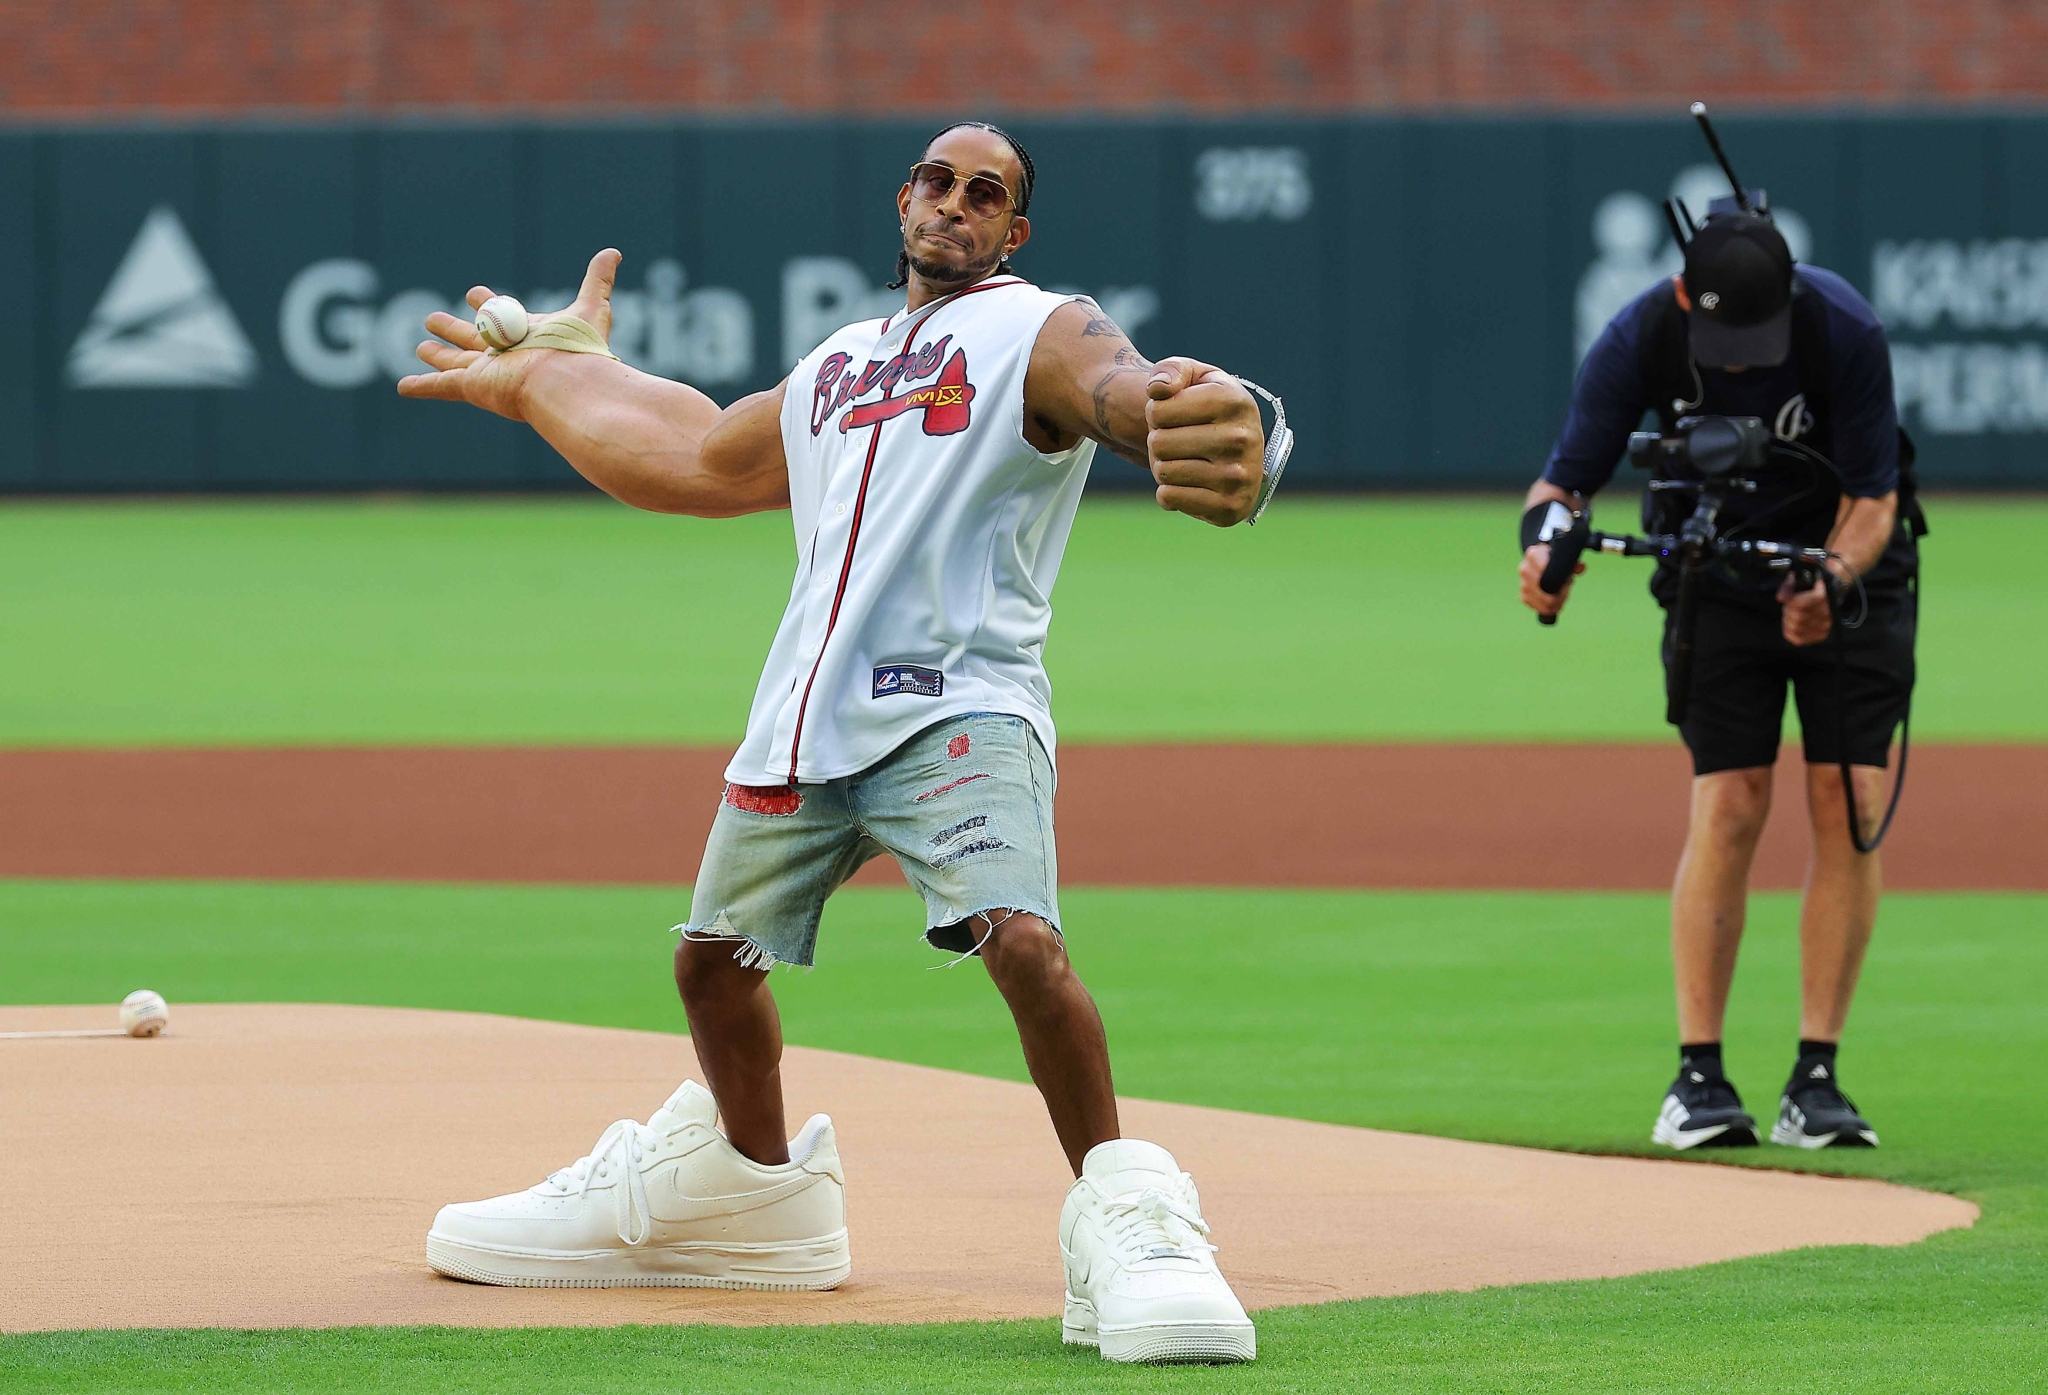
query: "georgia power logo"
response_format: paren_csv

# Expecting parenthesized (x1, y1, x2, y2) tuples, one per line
(67, 206, 258, 389)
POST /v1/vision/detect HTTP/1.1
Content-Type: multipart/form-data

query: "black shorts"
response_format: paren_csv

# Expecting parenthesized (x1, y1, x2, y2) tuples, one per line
(1660, 585, 1917, 776)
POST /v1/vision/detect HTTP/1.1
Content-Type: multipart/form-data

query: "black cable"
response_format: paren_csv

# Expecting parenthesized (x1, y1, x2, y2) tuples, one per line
(1717, 436, 1828, 543)
(1830, 556, 1914, 855)
(1825, 548, 1870, 630)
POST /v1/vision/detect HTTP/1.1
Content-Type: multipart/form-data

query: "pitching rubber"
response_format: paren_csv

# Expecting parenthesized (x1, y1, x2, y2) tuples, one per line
(425, 1228, 851, 1291)
(1062, 1292, 1257, 1364)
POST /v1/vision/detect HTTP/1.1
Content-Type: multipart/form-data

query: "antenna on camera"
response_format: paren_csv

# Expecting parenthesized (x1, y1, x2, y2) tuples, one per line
(1661, 198, 1692, 249)
(1690, 101, 1753, 214)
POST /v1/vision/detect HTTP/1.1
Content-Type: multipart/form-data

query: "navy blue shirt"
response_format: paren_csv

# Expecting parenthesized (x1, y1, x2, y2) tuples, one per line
(1545, 266, 1899, 553)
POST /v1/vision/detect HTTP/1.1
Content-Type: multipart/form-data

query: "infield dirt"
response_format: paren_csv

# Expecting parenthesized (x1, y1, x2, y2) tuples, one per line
(0, 1003, 1976, 1333)
(0, 743, 2038, 890)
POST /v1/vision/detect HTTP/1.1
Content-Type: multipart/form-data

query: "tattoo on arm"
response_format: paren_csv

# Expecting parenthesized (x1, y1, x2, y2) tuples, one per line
(1078, 310, 1153, 464)
(1090, 348, 1151, 464)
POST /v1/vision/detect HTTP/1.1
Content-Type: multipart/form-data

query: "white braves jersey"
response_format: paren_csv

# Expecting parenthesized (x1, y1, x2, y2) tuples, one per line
(725, 275, 1096, 786)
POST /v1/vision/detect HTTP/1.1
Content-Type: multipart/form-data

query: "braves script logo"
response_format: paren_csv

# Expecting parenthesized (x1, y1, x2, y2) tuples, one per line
(810, 335, 976, 437)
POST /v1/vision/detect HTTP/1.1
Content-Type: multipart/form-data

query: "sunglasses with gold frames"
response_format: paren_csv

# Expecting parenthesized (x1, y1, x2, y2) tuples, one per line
(907, 161, 1016, 220)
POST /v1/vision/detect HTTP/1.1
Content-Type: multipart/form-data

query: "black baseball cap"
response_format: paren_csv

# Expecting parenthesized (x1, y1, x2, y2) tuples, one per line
(1682, 212, 1794, 368)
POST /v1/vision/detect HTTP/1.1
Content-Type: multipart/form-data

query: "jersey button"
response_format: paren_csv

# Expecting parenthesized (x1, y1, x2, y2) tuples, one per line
(835, 502, 848, 516)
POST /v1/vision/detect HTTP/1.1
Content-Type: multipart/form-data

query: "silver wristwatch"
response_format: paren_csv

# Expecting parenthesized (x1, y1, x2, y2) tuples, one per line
(1237, 378, 1293, 526)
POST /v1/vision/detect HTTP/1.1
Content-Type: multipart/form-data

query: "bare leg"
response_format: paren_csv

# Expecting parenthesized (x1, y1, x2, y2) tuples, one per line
(1671, 767, 1775, 1042)
(975, 912, 1119, 1175)
(1797, 764, 1886, 1041)
(673, 938, 790, 1165)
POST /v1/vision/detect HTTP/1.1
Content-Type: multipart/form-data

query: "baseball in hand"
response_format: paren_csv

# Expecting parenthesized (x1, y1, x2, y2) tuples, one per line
(475, 295, 530, 351)
(120, 989, 169, 1037)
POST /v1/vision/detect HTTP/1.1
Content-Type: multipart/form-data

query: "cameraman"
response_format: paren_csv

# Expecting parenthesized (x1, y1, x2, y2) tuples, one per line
(1519, 207, 1921, 1151)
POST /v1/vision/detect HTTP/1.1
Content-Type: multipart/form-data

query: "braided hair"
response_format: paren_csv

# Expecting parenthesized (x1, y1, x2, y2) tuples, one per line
(890, 120, 1036, 291)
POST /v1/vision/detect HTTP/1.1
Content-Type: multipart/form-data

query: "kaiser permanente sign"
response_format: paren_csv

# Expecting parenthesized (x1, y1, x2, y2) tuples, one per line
(5, 117, 2046, 491)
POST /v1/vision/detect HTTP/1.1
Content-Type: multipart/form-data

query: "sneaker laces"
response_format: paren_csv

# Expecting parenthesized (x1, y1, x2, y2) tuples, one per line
(542, 1118, 656, 1245)
(1676, 1069, 1744, 1114)
(1097, 1179, 1216, 1263)
(1789, 1074, 1862, 1119)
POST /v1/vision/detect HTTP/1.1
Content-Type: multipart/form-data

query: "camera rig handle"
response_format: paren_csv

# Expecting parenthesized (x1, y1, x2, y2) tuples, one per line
(1577, 524, 1832, 724)
(1535, 520, 1590, 624)
(1586, 531, 1828, 572)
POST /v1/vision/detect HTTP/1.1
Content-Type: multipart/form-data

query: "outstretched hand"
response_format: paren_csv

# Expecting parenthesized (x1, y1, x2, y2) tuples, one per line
(396, 249, 623, 420)
(1144, 358, 1265, 526)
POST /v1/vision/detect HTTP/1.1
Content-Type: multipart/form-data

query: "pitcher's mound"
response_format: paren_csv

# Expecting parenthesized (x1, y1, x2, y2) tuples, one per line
(0, 1003, 1974, 1332)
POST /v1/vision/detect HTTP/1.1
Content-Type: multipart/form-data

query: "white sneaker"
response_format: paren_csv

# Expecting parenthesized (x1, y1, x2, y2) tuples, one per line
(425, 1081, 850, 1290)
(1059, 1139, 1255, 1363)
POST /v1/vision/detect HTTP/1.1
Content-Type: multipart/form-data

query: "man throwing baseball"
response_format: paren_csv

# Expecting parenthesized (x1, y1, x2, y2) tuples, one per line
(398, 121, 1267, 1364)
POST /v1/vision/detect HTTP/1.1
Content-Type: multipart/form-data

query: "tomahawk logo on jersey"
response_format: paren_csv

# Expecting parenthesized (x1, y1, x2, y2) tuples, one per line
(810, 336, 976, 437)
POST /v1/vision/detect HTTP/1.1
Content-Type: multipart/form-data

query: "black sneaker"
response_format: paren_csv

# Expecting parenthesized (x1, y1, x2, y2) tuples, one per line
(1652, 1066, 1760, 1149)
(1771, 1059, 1880, 1148)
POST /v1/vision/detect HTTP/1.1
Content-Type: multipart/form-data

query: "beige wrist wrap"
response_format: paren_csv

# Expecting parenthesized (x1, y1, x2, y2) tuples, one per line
(492, 314, 618, 359)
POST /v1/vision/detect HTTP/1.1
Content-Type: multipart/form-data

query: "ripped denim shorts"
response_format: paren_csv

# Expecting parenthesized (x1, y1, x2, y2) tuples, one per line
(679, 712, 1060, 969)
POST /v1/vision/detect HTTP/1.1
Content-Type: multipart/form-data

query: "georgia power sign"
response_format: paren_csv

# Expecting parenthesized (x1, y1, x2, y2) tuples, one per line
(66, 206, 1160, 398)
(66, 207, 259, 389)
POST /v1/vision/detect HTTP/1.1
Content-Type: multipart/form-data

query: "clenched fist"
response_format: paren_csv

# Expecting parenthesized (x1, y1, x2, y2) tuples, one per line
(1144, 359, 1266, 526)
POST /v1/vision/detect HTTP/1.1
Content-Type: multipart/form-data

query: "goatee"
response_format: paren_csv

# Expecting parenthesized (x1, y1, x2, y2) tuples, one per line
(908, 248, 1002, 287)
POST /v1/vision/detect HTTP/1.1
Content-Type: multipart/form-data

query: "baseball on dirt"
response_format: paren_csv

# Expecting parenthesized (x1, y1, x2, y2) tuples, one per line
(120, 989, 169, 1037)
(475, 295, 530, 351)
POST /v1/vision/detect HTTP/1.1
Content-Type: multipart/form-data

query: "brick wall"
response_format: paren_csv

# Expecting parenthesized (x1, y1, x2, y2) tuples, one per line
(5, 1, 2046, 114)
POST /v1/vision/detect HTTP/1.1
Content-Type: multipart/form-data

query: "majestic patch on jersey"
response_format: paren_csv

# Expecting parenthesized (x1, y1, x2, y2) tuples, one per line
(811, 336, 976, 438)
(872, 664, 943, 698)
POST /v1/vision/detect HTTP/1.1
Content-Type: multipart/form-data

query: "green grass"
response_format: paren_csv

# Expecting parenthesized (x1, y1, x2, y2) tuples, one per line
(2, 495, 2039, 746)
(2, 879, 2042, 1391)
(1, 489, 2039, 1387)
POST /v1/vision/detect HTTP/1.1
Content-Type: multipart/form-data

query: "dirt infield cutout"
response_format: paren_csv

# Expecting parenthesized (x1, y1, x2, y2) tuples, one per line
(0, 1003, 1975, 1332)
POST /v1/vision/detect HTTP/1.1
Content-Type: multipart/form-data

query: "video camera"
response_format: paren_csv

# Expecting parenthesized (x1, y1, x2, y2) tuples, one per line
(1626, 415, 1771, 480)
(1537, 413, 1830, 718)
(1535, 413, 1820, 616)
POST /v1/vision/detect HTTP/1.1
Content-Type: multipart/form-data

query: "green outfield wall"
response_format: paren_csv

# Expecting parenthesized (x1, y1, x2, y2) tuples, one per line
(5, 115, 2046, 492)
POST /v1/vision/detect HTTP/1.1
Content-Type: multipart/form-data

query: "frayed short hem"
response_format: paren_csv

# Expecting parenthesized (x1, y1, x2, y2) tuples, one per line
(922, 903, 1063, 969)
(673, 914, 813, 972)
